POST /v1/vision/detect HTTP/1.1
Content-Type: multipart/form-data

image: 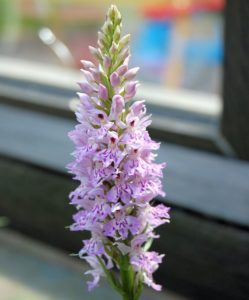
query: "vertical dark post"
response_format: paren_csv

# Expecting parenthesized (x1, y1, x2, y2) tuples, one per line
(222, 0, 249, 160)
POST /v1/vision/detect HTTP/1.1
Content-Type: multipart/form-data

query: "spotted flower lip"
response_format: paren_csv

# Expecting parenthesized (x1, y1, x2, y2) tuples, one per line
(68, 5, 170, 298)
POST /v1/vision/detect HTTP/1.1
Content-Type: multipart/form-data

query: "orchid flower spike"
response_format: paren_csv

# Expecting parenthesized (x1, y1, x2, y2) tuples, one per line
(68, 5, 170, 300)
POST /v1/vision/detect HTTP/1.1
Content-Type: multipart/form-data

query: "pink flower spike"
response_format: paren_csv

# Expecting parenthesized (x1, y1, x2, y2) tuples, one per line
(68, 5, 169, 297)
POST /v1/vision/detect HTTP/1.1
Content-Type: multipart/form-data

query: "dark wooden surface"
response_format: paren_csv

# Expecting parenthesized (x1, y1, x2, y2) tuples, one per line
(155, 211, 249, 300)
(222, 0, 249, 160)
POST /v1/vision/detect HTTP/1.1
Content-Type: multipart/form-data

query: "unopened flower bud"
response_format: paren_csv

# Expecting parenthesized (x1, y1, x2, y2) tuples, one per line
(117, 47, 130, 64)
(89, 46, 103, 61)
(108, 4, 121, 24)
(125, 81, 138, 95)
(97, 36, 106, 50)
(113, 26, 121, 42)
(124, 81, 139, 100)
(81, 69, 94, 82)
(90, 68, 101, 82)
(81, 60, 95, 70)
(110, 42, 118, 55)
(103, 55, 111, 69)
(77, 92, 92, 110)
(110, 72, 120, 87)
(124, 67, 140, 81)
(102, 19, 113, 35)
(78, 82, 94, 94)
(119, 34, 130, 48)
(116, 64, 128, 76)
(123, 55, 131, 66)
(98, 84, 108, 100)
(110, 95, 124, 120)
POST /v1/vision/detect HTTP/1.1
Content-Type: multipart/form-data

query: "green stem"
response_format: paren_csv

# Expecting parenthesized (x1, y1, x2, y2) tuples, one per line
(119, 255, 136, 300)
(122, 290, 141, 300)
(122, 294, 132, 300)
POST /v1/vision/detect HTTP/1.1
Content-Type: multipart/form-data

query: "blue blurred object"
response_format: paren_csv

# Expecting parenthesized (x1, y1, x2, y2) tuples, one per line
(133, 19, 172, 82)
(132, 3, 224, 92)
(184, 15, 223, 64)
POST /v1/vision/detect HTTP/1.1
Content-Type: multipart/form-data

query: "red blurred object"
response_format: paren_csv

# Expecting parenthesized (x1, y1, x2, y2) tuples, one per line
(143, 4, 190, 20)
(143, 0, 225, 20)
(192, 0, 225, 12)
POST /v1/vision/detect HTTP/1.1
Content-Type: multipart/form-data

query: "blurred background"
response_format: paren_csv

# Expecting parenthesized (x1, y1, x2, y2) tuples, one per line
(0, 0, 224, 92)
(0, 0, 249, 300)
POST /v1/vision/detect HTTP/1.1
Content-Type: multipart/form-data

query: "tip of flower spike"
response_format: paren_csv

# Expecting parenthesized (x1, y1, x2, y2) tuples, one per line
(80, 60, 95, 70)
(69, 4, 169, 294)
(107, 5, 122, 24)
(89, 46, 103, 62)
